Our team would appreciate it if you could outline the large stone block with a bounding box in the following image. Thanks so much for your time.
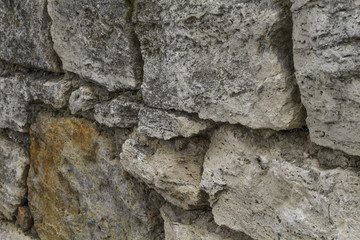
[0,134,30,220]
[47,0,143,91]
[201,124,360,240]
[0,75,31,132]
[0,0,61,71]
[28,113,164,240]
[120,129,209,209]
[292,0,360,156]
[136,0,305,130]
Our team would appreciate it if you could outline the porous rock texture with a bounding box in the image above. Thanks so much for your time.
[201,124,360,240]
[0,134,30,220]
[47,0,143,91]
[120,129,209,210]
[292,0,360,156]
[161,204,252,240]
[1,0,360,239]
[27,113,164,240]
[136,0,305,130]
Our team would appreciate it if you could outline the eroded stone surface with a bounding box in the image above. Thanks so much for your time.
[136,0,305,130]
[120,129,209,209]
[161,204,252,240]
[28,113,164,240]
[0,0,61,72]
[69,85,108,114]
[28,73,72,109]
[16,206,34,232]
[138,106,213,140]
[94,95,140,128]
[47,0,142,91]
[0,75,30,132]
[0,220,39,240]
[0,134,30,220]
[201,124,360,240]
[292,0,360,156]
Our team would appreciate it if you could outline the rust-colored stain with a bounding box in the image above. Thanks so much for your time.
[28,114,106,240]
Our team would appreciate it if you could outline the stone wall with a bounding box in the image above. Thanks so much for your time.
[0,0,359,239]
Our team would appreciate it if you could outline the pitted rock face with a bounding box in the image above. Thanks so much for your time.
[28,113,164,240]
[0,134,30,220]
[292,0,360,156]
[0,0,61,72]
[47,0,143,91]
[136,0,305,130]
[201,124,360,240]
[120,129,210,210]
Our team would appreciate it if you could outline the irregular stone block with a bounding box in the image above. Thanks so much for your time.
[0,0,61,71]
[69,85,108,114]
[28,113,164,240]
[120,130,209,209]
[28,73,72,109]
[0,75,30,132]
[136,0,305,130]
[94,95,140,128]
[47,0,142,91]
[201,124,360,239]
[138,106,213,140]
[0,134,30,220]
[16,206,34,232]
[161,204,252,240]
[0,220,39,240]
[292,0,360,155]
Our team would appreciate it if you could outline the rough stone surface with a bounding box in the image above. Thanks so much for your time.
[0,134,30,220]
[0,0,61,72]
[0,220,39,240]
[0,75,31,132]
[69,85,108,114]
[28,73,72,109]
[201,124,360,240]
[16,206,34,232]
[28,113,164,240]
[120,129,209,209]
[136,0,305,130]
[138,106,213,140]
[292,0,360,156]
[94,95,140,128]
[47,0,142,91]
[161,204,252,240]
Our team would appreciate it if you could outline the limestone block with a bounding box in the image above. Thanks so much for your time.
[47,0,142,91]
[69,85,108,114]
[138,106,213,140]
[0,220,39,240]
[28,113,164,240]
[0,134,30,220]
[136,0,305,130]
[201,124,360,240]
[292,0,360,156]
[120,130,209,209]
[0,0,61,71]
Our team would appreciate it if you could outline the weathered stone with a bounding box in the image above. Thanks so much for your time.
[201,124,360,240]
[292,0,360,156]
[120,129,209,209]
[69,85,109,115]
[138,106,213,140]
[28,73,72,109]
[0,75,30,132]
[161,204,252,240]
[0,134,30,220]
[16,206,34,232]
[94,95,140,128]
[0,220,39,240]
[136,0,305,130]
[47,0,142,91]
[28,113,164,240]
[0,0,61,72]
